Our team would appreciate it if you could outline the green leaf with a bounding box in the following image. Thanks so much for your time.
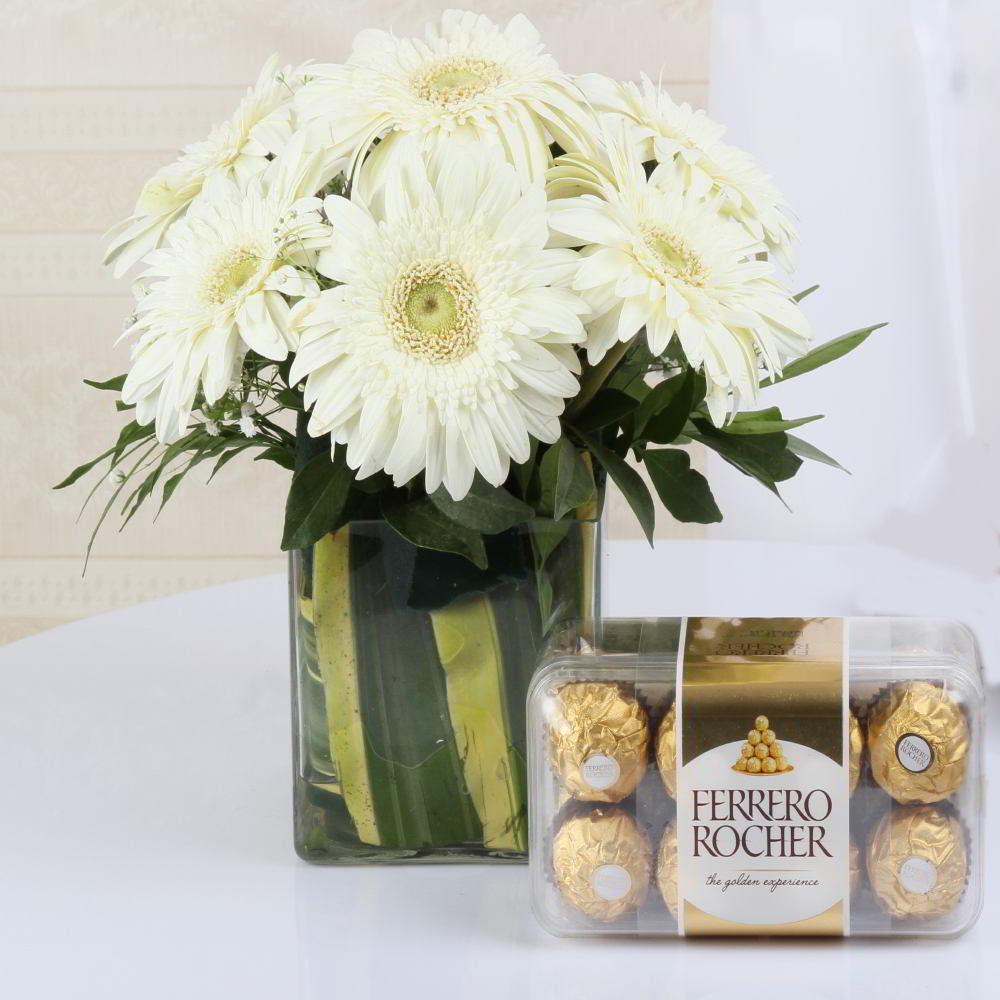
[83,374,126,392]
[792,284,820,303]
[529,518,572,568]
[512,439,539,500]
[583,435,655,543]
[644,448,723,524]
[112,420,155,463]
[539,438,596,520]
[281,450,355,551]
[274,387,305,410]
[725,407,824,435]
[352,471,394,495]
[253,446,295,471]
[429,477,535,534]
[785,433,849,473]
[53,445,116,489]
[762,322,887,387]
[158,471,185,512]
[381,494,487,569]
[637,369,705,444]
[119,430,217,528]
[82,439,159,572]
[207,445,253,483]
[690,418,801,497]
[572,389,638,433]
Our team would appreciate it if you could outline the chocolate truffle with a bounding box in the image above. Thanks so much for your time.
[655,701,677,799]
[655,820,679,918]
[848,712,863,796]
[868,682,968,803]
[547,682,649,802]
[866,805,967,918]
[849,837,863,897]
[552,808,652,921]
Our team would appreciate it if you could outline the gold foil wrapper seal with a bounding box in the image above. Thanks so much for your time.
[849,837,862,897]
[868,682,969,803]
[866,805,967,918]
[546,682,649,802]
[849,712,863,796]
[655,819,679,918]
[654,701,677,799]
[551,808,651,921]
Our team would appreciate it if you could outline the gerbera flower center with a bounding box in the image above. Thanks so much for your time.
[415,57,505,105]
[642,226,707,286]
[205,248,264,305]
[388,261,480,363]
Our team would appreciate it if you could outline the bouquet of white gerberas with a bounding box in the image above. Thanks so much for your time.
[61,11,882,862]
[63,9,879,553]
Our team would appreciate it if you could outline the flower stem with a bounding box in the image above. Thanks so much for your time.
[567,340,632,418]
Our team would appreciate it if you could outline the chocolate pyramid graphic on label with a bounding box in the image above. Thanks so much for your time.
[732,715,793,774]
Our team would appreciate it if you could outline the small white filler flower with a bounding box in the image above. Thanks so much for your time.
[120,139,328,443]
[104,55,301,278]
[548,121,810,424]
[289,141,589,501]
[294,9,595,186]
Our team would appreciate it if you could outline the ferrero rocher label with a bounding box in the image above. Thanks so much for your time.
[551,808,651,921]
[674,618,850,936]
[546,682,648,802]
[867,682,969,804]
[866,805,967,917]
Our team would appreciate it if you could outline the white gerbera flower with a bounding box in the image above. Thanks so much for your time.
[120,141,329,443]
[104,55,302,278]
[294,9,595,187]
[548,122,810,424]
[289,142,589,501]
[578,73,798,270]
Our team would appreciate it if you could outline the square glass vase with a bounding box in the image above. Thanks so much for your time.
[289,517,600,863]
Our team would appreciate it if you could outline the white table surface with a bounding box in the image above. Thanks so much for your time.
[1,567,996,1000]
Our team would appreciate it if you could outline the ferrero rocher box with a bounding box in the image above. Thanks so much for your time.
[528,618,984,937]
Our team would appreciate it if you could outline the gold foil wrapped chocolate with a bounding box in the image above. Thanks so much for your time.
[655,702,677,798]
[849,712,863,796]
[547,682,648,802]
[849,838,862,897]
[551,808,651,921]
[655,820,679,918]
[868,682,968,803]
[866,805,967,918]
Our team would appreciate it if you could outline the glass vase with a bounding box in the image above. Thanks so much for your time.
[289,517,600,863]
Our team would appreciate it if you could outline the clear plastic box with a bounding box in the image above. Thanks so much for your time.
[528,618,984,938]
